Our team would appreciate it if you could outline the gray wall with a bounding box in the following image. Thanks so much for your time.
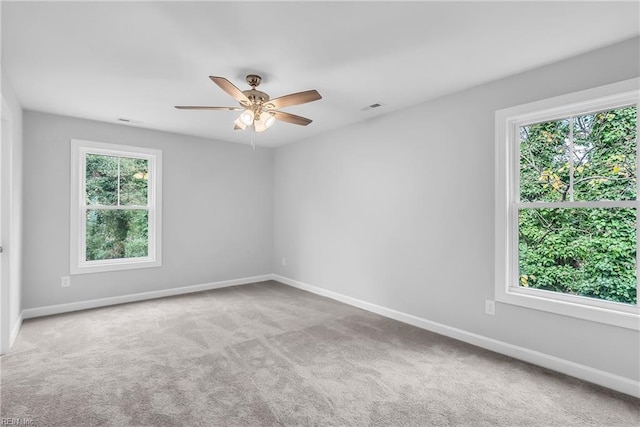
[23,112,273,308]
[272,37,640,381]
[1,68,23,346]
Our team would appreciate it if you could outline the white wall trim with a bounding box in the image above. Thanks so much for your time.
[272,274,640,398]
[0,95,13,356]
[22,274,272,320]
[9,313,22,349]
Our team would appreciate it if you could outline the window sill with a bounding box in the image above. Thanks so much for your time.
[496,286,639,330]
[71,258,161,275]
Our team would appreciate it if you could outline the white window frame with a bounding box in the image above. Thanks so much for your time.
[70,139,162,274]
[495,78,639,330]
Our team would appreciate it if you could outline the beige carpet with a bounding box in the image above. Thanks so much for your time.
[1,280,638,426]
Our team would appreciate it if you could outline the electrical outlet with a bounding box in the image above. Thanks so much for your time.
[281,257,286,266]
[485,300,495,315]
[61,276,71,288]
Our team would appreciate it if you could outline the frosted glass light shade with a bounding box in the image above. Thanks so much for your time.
[254,119,267,132]
[265,113,276,129]
[239,109,254,126]
[233,117,247,130]
[254,112,275,132]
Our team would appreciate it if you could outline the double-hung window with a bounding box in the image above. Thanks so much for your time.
[70,139,162,274]
[495,79,639,329]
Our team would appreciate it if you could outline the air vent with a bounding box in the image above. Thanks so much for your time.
[116,117,142,125]
[362,102,384,111]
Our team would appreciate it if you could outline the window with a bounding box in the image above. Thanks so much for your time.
[70,139,162,274]
[495,79,639,330]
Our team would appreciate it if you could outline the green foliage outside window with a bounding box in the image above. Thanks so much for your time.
[518,105,637,305]
[85,154,149,261]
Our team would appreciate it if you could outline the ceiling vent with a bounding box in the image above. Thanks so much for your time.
[116,117,142,125]
[362,102,384,111]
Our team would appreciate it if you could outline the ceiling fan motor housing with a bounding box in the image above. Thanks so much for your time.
[243,89,270,105]
[241,75,270,108]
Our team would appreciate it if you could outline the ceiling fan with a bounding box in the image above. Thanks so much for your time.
[175,74,322,132]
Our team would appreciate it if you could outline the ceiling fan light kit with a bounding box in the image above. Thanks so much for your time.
[239,109,255,126]
[176,74,322,134]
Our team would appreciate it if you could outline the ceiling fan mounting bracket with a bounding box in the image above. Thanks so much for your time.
[246,74,262,88]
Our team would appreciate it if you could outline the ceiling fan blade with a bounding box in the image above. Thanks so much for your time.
[209,76,250,103]
[175,106,243,110]
[265,90,322,109]
[271,111,313,126]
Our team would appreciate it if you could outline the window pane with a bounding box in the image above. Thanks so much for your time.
[119,157,148,206]
[85,154,118,205]
[86,209,148,261]
[518,207,636,305]
[573,106,637,201]
[519,119,570,202]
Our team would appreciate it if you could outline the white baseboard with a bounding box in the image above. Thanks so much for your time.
[272,274,640,399]
[21,274,273,320]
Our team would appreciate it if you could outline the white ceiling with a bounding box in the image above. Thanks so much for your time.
[2,1,639,148]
